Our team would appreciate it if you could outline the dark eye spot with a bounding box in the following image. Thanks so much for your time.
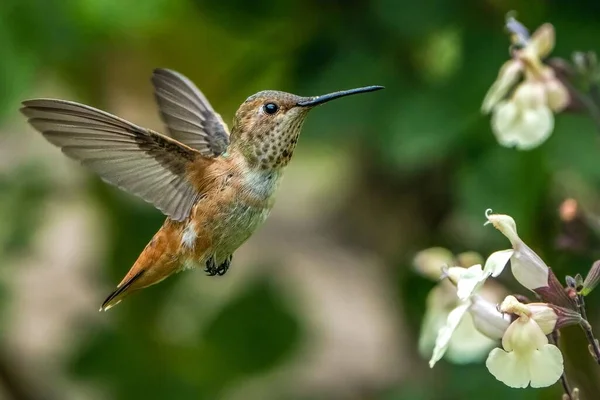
[263,102,279,115]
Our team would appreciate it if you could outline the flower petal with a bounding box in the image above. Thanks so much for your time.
[545,78,569,112]
[454,264,486,301]
[485,212,519,246]
[429,302,470,368]
[483,249,514,277]
[528,303,558,334]
[446,311,497,364]
[470,295,511,340]
[486,348,531,388]
[511,243,550,290]
[527,23,555,59]
[418,284,455,358]
[512,106,554,150]
[482,60,523,113]
[513,81,547,108]
[491,100,519,146]
[528,344,564,388]
[503,317,549,354]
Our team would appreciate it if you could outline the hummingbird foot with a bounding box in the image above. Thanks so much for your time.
[204,255,233,276]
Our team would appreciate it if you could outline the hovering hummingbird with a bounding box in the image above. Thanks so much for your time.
[20,69,383,311]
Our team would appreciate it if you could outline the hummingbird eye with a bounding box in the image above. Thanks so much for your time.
[263,102,279,115]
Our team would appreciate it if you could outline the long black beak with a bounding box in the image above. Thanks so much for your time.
[296,85,384,107]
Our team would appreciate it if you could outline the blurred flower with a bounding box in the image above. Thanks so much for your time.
[419,249,510,368]
[413,247,456,281]
[446,250,513,300]
[482,20,569,150]
[486,296,563,388]
[485,210,549,290]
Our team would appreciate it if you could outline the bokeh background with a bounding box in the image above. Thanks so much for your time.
[2,0,600,399]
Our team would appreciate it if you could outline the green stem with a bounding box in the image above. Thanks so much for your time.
[561,78,600,134]
[576,294,600,364]
[551,331,573,400]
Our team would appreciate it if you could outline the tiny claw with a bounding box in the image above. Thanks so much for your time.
[205,255,232,276]
[216,255,233,276]
[204,256,218,276]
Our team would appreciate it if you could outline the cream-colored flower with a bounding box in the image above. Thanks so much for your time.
[491,83,554,150]
[486,296,563,388]
[485,210,549,290]
[446,249,513,301]
[482,21,569,150]
[426,258,510,367]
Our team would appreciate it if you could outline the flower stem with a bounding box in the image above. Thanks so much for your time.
[551,331,573,400]
[575,294,600,364]
[561,78,600,133]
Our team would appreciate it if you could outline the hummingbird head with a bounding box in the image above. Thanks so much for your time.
[231,86,384,169]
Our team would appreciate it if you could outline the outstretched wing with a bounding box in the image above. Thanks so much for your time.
[20,99,202,222]
[151,68,230,157]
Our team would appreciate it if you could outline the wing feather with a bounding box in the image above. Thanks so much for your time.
[20,99,203,221]
[151,68,229,157]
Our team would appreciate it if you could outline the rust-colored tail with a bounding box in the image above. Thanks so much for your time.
[100,222,183,311]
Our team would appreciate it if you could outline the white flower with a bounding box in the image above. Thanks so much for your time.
[485,210,549,290]
[486,296,563,388]
[491,87,554,150]
[482,22,569,150]
[427,259,510,368]
[446,249,513,301]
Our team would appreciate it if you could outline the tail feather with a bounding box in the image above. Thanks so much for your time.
[100,270,145,312]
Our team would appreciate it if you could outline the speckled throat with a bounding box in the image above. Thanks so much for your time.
[231,104,309,170]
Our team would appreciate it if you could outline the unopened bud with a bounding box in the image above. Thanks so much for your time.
[573,51,599,79]
[575,273,584,290]
[581,260,600,296]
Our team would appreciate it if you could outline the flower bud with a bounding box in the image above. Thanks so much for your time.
[469,295,511,339]
[582,260,600,296]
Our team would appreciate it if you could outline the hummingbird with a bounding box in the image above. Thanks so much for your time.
[20,68,383,311]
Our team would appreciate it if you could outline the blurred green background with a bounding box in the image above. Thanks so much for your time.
[1,0,600,399]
